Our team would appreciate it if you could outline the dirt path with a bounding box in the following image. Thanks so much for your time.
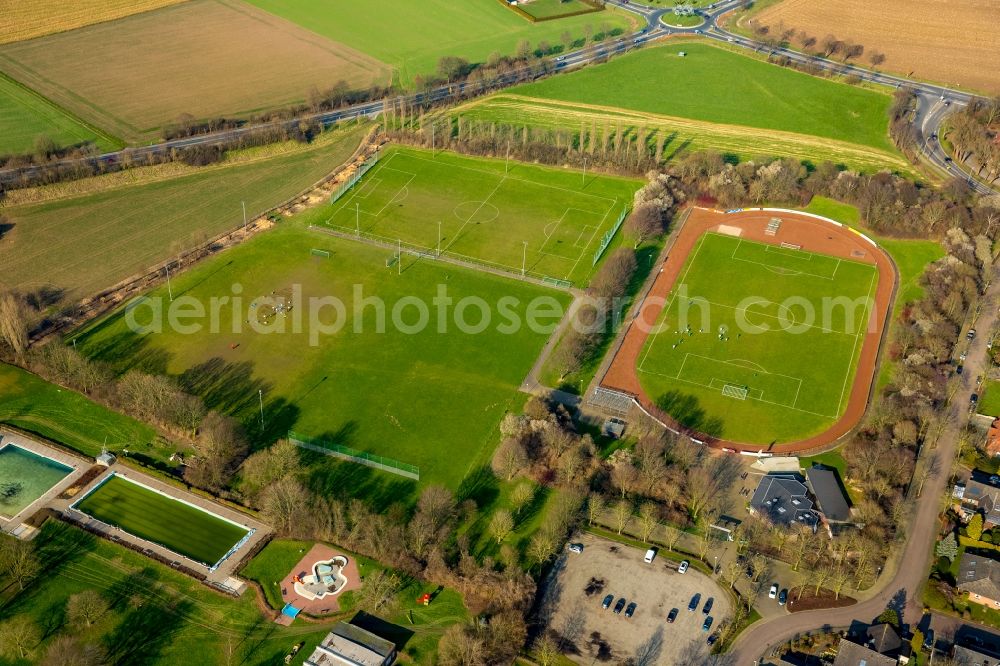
[598,206,896,453]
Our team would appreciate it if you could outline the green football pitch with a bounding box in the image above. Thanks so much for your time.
[637,232,878,444]
[321,147,638,286]
[74,475,249,566]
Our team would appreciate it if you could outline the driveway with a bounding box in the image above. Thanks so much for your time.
[540,532,731,665]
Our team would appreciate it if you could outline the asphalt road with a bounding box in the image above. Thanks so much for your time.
[2,0,993,195]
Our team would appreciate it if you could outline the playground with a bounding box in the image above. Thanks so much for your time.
[279,544,361,616]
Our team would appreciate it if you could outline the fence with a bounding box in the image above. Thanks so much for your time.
[329,151,382,204]
[288,431,419,481]
[495,0,604,23]
[592,207,630,266]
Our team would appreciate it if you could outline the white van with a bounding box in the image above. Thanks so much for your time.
[644,548,656,564]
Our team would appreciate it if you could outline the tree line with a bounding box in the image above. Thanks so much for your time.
[948,97,1000,185]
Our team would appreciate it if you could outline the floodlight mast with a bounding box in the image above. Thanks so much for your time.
[165,263,173,302]
[356,203,361,238]
[398,239,402,276]
[242,200,247,238]
[522,241,528,277]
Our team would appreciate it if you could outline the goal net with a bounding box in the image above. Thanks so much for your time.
[780,242,802,250]
[722,384,749,400]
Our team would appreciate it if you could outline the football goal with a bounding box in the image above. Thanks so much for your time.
[721,384,749,400]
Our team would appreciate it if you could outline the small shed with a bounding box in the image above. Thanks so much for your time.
[96,451,116,467]
[602,417,626,439]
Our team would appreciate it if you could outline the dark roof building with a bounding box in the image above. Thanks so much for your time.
[304,622,396,666]
[959,552,1000,604]
[749,475,818,528]
[832,638,896,666]
[962,480,1000,526]
[806,466,852,522]
[865,623,902,656]
[953,645,1000,665]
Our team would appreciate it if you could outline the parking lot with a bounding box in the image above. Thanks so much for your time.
[539,532,732,664]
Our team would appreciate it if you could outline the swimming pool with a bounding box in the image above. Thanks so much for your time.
[0,444,73,518]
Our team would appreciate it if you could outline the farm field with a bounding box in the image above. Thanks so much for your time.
[0,0,389,142]
[0,362,159,460]
[0,0,188,44]
[245,0,637,85]
[0,125,367,308]
[512,42,899,152]
[0,74,119,155]
[0,520,334,666]
[74,222,570,490]
[753,0,1000,94]
[74,475,249,566]
[449,94,914,174]
[320,146,639,285]
[637,232,878,444]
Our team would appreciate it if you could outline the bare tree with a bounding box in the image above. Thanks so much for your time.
[490,509,515,544]
[510,482,535,518]
[66,590,109,628]
[637,502,660,543]
[0,291,28,361]
[0,616,39,660]
[491,436,528,481]
[259,476,310,535]
[43,635,106,666]
[613,499,632,535]
[586,493,605,526]
[662,524,682,552]
[0,539,38,590]
[357,570,402,614]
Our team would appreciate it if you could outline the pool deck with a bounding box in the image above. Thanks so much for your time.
[0,430,90,532]
[278,544,362,615]
[55,462,272,585]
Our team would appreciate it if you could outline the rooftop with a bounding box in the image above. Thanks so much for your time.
[806,466,851,522]
[832,638,896,666]
[304,622,396,666]
[749,475,817,527]
[959,552,1000,601]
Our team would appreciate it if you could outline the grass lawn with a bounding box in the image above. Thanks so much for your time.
[241,538,469,663]
[0,520,334,666]
[448,94,914,174]
[74,218,569,492]
[74,475,249,566]
[245,0,636,85]
[637,232,877,443]
[660,13,704,27]
[0,125,366,309]
[512,42,898,152]
[320,146,639,286]
[0,362,159,459]
[979,380,1000,418]
[0,73,119,154]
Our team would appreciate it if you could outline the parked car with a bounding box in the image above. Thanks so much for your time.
[702,597,714,615]
[957,364,964,374]
[969,328,977,340]
[614,598,627,614]
[568,543,583,554]
[688,593,701,611]
[678,560,689,574]
[644,548,657,563]
[707,632,720,646]
[769,583,779,599]
[702,616,713,632]
[778,589,788,606]
[602,594,614,610]
[667,608,679,623]
[625,602,637,618]
[972,393,980,406]
[923,629,935,650]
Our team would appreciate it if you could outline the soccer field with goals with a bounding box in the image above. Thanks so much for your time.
[320,146,639,287]
[637,232,879,444]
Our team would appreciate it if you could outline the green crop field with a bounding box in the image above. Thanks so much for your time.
[321,146,639,286]
[74,475,249,566]
[0,125,366,308]
[0,521,336,666]
[512,42,898,152]
[245,0,636,84]
[74,218,569,490]
[637,232,878,444]
[0,74,120,155]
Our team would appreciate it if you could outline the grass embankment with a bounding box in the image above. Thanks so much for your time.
[245,0,637,85]
[0,520,334,666]
[0,362,158,460]
[74,475,248,566]
[512,42,900,153]
[0,124,368,308]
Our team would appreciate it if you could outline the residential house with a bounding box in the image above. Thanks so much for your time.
[749,475,818,528]
[958,552,1000,609]
[987,419,1000,457]
[806,466,852,522]
[958,479,1000,527]
[304,621,396,666]
[865,623,903,658]
[832,638,897,666]
[953,644,1000,665]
